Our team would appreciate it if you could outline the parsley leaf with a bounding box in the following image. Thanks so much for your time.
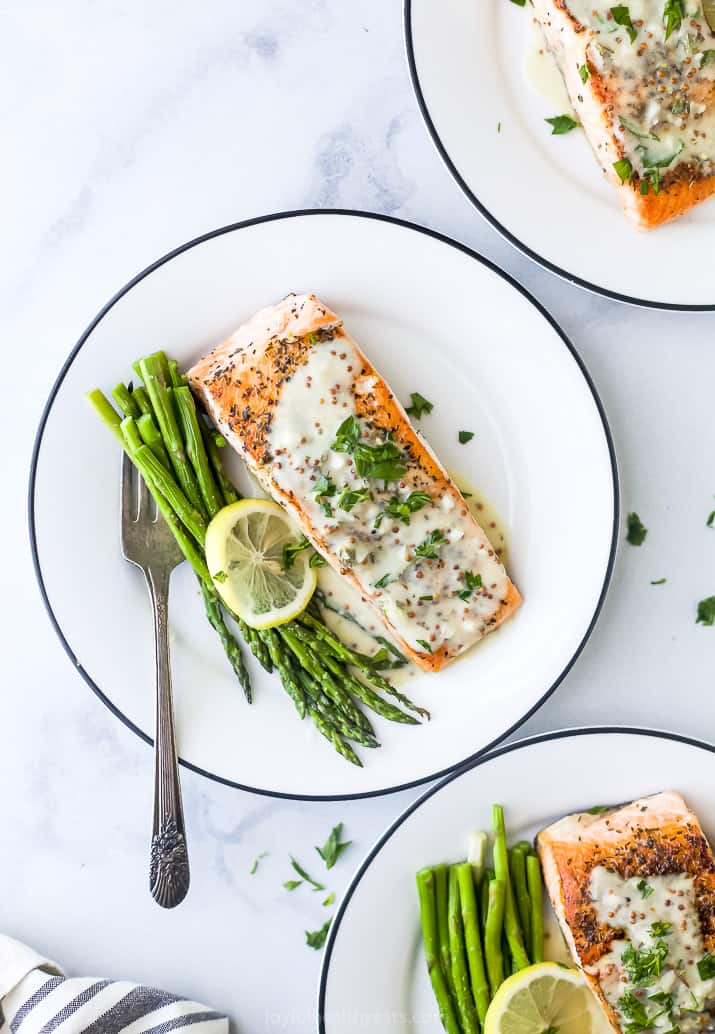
[651,578,666,585]
[374,572,391,589]
[405,392,433,419]
[702,50,715,67]
[614,157,634,182]
[289,856,325,891]
[415,528,448,559]
[383,490,432,525]
[707,509,715,528]
[314,473,337,517]
[637,878,655,899]
[663,0,686,40]
[332,416,407,481]
[336,486,371,512]
[618,990,651,1030]
[696,597,715,626]
[458,570,483,601]
[416,639,433,653]
[545,114,580,135]
[458,430,475,444]
[627,512,648,546]
[619,115,658,141]
[697,953,715,979]
[510,0,527,6]
[650,921,672,937]
[610,5,638,42]
[316,822,352,870]
[622,940,668,986]
[309,552,327,568]
[586,805,612,814]
[213,570,228,584]
[322,891,335,906]
[579,63,590,82]
[305,918,332,949]
[282,536,312,570]
[283,879,303,891]
[250,851,268,875]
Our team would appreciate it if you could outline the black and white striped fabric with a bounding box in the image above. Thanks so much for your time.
[0,937,228,1034]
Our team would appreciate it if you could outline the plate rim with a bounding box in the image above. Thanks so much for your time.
[317,725,715,1032]
[403,0,715,313]
[27,208,620,801]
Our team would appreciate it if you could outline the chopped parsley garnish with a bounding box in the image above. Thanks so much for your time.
[651,578,666,585]
[316,823,352,870]
[337,486,371,512]
[672,98,689,116]
[618,990,652,1030]
[289,856,325,892]
[282,536,312,570]
[610,5,638,43]
[696,596,715,626]
[614,157,634,183]
[458,570,483,601]
[331,416,407,481]
[322,891,335,907]
[637,878,655,899]
[697,953,715,980]
[627,512,648,546]
[622,940,668,986]
[283,879,303,891]
[663,0,686,40]
[305,918,332,949]
[250,851,268,875]
[649,921,672,937]
[405,392,434,419]
[707,509,715,528]
[579,63,590,82]
[383,490,431,525]
[586,805,612,814]
[638,141,685,195]
[420,595,434,601]
[458,430,475,444]
[510,0,527,6]
[309,552,328,568]
[213,570,228,584]
[545,114,580,135]
[416,639,433,653]
[702,50,715,67]
[314,474,337,516]
[619,116,658,141]
[374,572,391,589]
[415,528,448,559]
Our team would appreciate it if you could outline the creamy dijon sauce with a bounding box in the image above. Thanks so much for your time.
[525,16,576,112]
[266,335,510,657]
[540,0,715,184]
[588,866,715,1030]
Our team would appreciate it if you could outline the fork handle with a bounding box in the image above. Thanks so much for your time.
[146,568,190,908]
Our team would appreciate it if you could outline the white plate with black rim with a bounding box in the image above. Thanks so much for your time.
[319,727,715,1032]
[405,0,715,311]
[29,210,617,800]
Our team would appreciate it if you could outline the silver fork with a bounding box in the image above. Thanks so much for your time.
[120,452,190,909]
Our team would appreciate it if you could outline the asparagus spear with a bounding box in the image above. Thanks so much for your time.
[509,845,532,949]
[456,863,490,1024]
[173,386,224,518]
[434,865,457,1005]
[131,385,152,416]
[492,805,530,971]
[138,354,204,514]
[448,867,479,1034]
[200,581,252,702]
[112,382,141,419]
[416,869,462,1034]
[467,831,487,884]
[526,854,544,963]
[137,412,171,467]
[484,878,505,995]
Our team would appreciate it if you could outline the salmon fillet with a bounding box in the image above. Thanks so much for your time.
[538,791,715,1032]
[531,0,715,228]
[188,293,521,672]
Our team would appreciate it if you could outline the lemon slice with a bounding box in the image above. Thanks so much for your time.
[484,962,597,1034]
[205,499,318,629]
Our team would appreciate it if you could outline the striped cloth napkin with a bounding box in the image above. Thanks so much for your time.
[0,936,228,1033]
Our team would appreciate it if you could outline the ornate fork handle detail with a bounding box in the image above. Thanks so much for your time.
[147,568,190,908]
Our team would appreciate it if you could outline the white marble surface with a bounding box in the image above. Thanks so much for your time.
[3,1,715,1031]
